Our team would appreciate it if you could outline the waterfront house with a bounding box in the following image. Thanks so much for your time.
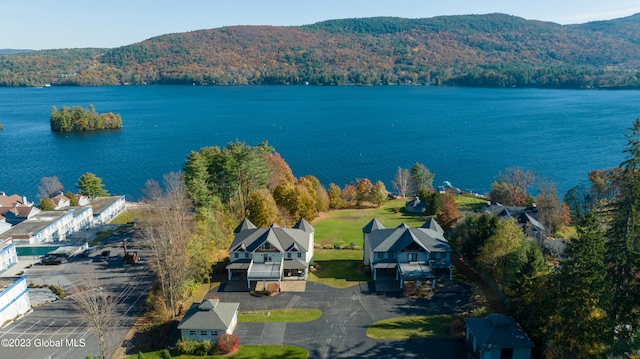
[483,203,544,238]
[0,193,36,226]
[177,299,239,341]
[464,314,535,359]
[51,193,71,210]
[226,218,314,289]
[0,210,75,244]
[362,218,452,289]
[91,196,125,225]
[405,195,427,214]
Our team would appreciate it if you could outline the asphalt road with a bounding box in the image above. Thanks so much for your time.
[0,229,154,359]
[209,280,478,359]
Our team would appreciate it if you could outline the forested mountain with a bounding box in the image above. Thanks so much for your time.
[2,13,640,88]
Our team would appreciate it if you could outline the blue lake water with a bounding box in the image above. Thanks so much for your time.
[0,85,637,201]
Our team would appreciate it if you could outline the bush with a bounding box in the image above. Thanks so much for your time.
[176,339,215,355]
[160,349,172,359]
[217,334,239,355]
[48,284,66,299]
[469,306,489,317]
[176,339,198,355]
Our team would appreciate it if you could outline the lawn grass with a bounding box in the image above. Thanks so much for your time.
[307,249,370,288]
[238,309,322,322]
[366,315,458,340]
[126,345,308,358]
[110,208,144,225]
[455,194,489,212]
[312,199,429,248]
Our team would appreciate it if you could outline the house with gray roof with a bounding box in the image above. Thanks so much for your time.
[483,203,544,239]
[177,299,239,342]
[226,218,314,289]
[362,218,452,289]
[464,314,535,359]
[405,195,427,214]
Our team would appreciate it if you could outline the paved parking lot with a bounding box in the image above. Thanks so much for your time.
[0,231,154,359]
[211,280,478,359]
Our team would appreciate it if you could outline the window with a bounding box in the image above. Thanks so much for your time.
[409,253,418,262]
[297,252,302,259]
[287,253,292,259]
[500,348,513,359]
[262,242,273,250]
[388,252,395,259]
[200,331,207,336]
[429,252,436,260]
[377,252,384,259]
[234,253,239,259]
[245,253,250,258]
[189,330,196,336]
[212,330,218,336]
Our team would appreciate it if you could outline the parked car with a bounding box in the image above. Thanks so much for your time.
[81,247,96,257]
[41,255,65,265]
[99,250,111,262]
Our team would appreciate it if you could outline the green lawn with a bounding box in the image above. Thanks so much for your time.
[312,199,429,248]
[110,208,143,224]
[127,345,308,359]
[366,315,458,340]
[455,194,489,211]
[308,249,370,288]
[238,309,322,322]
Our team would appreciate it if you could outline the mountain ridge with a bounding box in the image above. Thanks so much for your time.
[1,13,640,88]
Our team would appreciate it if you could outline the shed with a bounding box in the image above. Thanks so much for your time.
[177,299,239,341]
[464,314,534,359]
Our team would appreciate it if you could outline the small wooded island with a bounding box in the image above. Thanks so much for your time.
[50,104,122,132]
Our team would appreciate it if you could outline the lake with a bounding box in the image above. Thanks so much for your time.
[0,85,637,201]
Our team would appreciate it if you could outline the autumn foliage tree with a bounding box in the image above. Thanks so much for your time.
[246,189,281,227]
[328,183,345,209]
[437,192,459,231]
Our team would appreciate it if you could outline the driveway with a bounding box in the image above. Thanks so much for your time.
[207,280,479,359]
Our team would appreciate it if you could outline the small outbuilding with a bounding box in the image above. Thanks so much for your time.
[464,314,534,359]
[177,299,239,342]
[405,196,427,214]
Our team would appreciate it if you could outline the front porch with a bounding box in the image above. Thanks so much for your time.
[246,258,283,289]
[371,260,453,290]
[283,258,308,280]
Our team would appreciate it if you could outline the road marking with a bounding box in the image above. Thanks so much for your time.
[14,320,42,339]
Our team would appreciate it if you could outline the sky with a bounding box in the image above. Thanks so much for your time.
[2,0,640,50]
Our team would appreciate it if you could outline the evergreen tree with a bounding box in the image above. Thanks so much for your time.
[606,118,640,351]
[76,172,109,198]
[65,191,79,206]
[546,214,609,358]
[37,197,55,210]
[410,162,434,193]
